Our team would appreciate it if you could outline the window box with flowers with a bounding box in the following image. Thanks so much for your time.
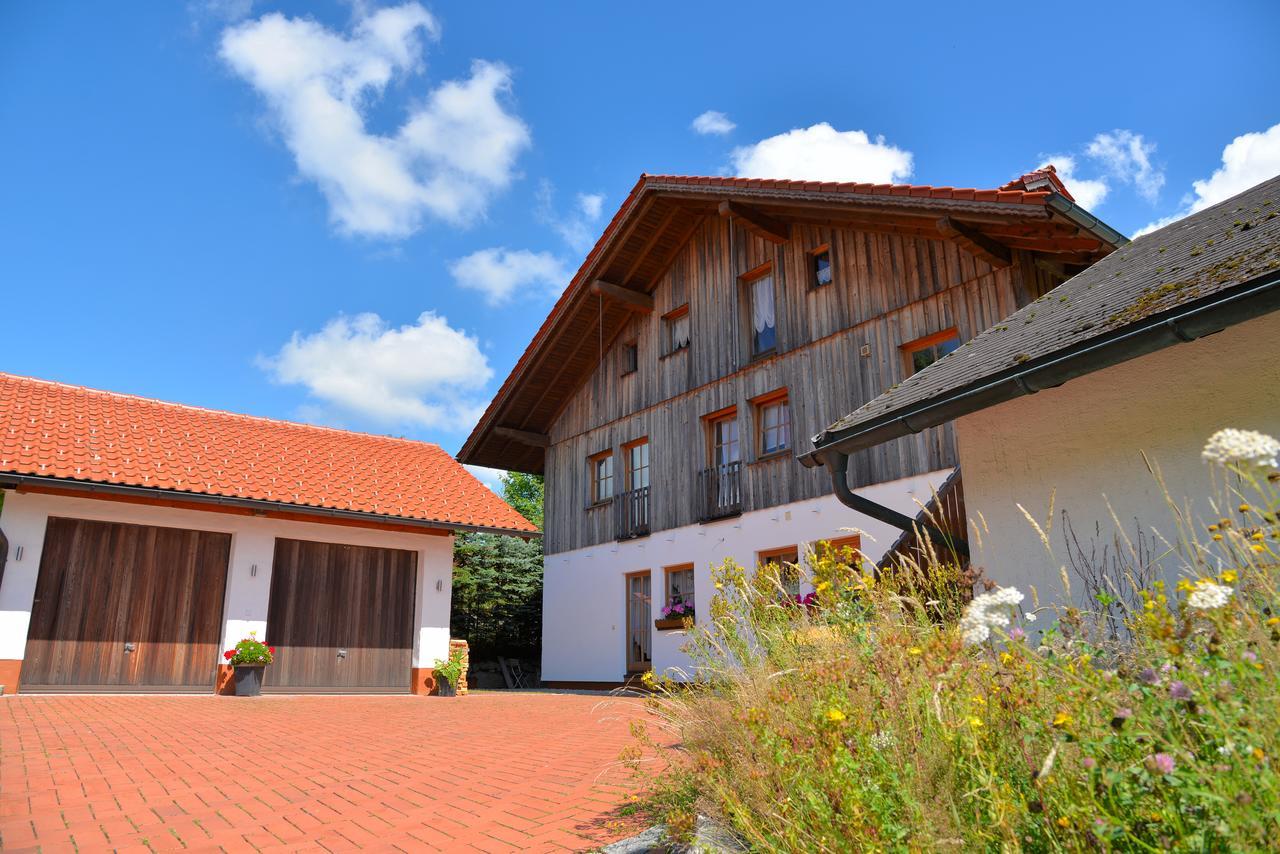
[656,565,696,630]
[223,633,275,697]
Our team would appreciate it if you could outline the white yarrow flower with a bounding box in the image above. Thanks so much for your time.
[1202,428,1280,469]
[1186,580,1233,611]
[960,586,1024,646]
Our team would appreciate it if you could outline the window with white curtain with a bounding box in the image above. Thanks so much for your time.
[749,273,776,357]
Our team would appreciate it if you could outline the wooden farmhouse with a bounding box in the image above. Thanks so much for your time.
[460,167,1125,686]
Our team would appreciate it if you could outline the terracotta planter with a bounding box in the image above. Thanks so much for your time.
[233,665,265,697]
[654,617,691,631]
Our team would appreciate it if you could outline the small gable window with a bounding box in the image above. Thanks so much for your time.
[745,269,777,358]
[663,305,691,355]
[811,245,832,288]
[621,340,638,375]
[903,329,961,374]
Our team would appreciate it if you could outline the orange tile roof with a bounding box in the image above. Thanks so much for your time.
[0,372,537,535]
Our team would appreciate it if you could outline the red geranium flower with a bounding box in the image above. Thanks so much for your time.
[223,650,234,660]
[269,647,276,654]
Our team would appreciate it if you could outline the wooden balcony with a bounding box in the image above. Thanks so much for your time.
[697,461,743,522]
[613,486,651,540]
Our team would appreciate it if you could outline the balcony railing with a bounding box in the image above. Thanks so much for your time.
[697,461,743,521]
[613,486,651,540]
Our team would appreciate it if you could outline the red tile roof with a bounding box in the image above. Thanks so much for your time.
[0,372,536,535]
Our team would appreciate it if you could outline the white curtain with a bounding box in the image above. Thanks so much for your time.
[752,275,775,333]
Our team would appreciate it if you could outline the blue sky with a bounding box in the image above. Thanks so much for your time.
[3,1,1279,484]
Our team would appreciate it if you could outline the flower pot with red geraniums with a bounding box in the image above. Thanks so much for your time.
[655,597,695,630]
[223,633,275,697]
[431,647,465,697]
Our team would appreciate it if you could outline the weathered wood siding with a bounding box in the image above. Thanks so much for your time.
[545,217,1038,555]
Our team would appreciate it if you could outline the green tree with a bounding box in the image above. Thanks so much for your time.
[450,472,544,663]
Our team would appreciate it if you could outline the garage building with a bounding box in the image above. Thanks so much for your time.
[0,372,536,694]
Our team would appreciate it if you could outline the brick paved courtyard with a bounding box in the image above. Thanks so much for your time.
[0,692,663,852]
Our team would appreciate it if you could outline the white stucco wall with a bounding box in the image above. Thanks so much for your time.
[955,310,1280,604]
[541,469,951,682]
[0,491,454,673]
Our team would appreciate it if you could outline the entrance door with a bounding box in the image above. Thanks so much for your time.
[626,571,652,673]
[265,538,417,692]
[23,517,231,691]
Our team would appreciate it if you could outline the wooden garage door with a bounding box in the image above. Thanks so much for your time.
[265,538,417,692]
[23,517,231,691]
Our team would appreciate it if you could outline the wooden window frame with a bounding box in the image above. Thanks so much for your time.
[757,545,801,597]
[740,262,778,361]
[659,563,696,628]
[623,437,650,492]
[750,388,791,460]
[901,327,961,375]
[661,304,691,357]
[808,243,833,289]
[813,534,863,569]
[702,405,740,468]
[620,339,638,376]
[587,449,614,507]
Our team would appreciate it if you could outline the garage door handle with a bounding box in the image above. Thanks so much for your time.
[337,648,347,659]
[124,642,136,653]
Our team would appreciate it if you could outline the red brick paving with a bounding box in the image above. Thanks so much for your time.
[0,692,665,852]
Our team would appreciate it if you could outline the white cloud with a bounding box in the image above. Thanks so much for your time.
[728,123,913,183]
[1086,130,1164,202]
[692,110,736,136]
[1039,155,1109,210]
[219,4,530,238]
[1136,121,1280,236]
[535,181,606,252]
[448,248,571,305]
[260,311,492,430]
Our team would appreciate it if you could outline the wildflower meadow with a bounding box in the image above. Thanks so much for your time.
[629,429,1280,851]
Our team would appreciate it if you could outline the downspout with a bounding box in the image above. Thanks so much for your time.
[823,452,969,558]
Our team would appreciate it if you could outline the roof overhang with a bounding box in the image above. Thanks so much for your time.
[799,268,1280,468]
[460,174,1127,474]
[0,473,539,539]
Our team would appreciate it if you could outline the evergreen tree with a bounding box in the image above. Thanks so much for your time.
[450,473,544,662]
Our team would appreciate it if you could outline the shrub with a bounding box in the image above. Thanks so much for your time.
[224,633,274,666]
[635,430,1280,851]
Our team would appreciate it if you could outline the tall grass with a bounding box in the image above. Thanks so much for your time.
[632,433,1280,851]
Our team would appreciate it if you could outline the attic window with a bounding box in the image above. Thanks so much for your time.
[663,305,691,355]
[902,329,960,374]
[811,245,832,288]
[621,340,638,375]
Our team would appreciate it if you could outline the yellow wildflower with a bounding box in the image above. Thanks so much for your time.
[1000,651,1014,665]
[908,646,923,656]
[815,580,831,593]
[1253,747,1266,761]
[1213,534,1224,541]
[1221,569,1239,582]
[1239,503,1252,513]
[1052,712,1073,728]
[827,708,846,723]
[1268,617,1279,626]
[1057,817,1071,828]
[968,716,983,728]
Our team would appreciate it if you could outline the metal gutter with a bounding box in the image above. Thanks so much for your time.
[1046,192,1129,248]
[800,267,1280,467]
[0,474,538,539]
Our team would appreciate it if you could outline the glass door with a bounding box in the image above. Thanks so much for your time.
[626,572,652,672]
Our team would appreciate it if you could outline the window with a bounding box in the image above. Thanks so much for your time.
[663,305,691,355]
[811,245,832,288]
[758,546,801,598]
[663,564,695,621]
[708,411,740,467]
[589,450,613,504]
[754,391,791,456]
[815,535,862,570]
[903,329,961,374]
[746,269,777,358]
[625,438,650,491]
[621,340,638,375]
